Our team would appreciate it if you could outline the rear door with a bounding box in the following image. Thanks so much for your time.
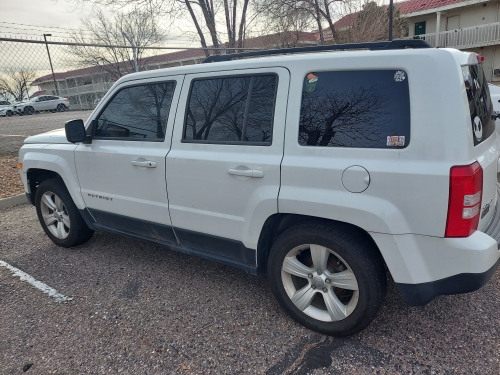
[166,68,289,264]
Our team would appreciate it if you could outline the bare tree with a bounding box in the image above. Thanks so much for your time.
[336,1,408,43]
[0,68,37,102]
[68,0,252,57]
[255,0,343,43]
[253,0,314,47]
[67,7,165,80]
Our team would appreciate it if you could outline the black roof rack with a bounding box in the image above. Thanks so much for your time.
[202,39,432,63]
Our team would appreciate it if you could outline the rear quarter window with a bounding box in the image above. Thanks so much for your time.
[299,70,411,148]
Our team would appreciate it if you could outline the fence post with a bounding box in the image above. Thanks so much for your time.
[43,34,59,96]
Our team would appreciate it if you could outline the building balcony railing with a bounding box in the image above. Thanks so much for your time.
[412,21,500,49]
[58,82,114,97]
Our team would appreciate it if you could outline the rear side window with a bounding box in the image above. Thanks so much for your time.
[183,74,277,145]
[95,82,176,140]
[462,64,494,146]
[299,70,411,148]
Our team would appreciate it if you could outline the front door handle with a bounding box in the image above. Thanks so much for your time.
[228,168,264,178]
[132,160,157,168]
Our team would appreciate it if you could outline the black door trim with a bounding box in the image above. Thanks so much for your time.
[86,209,259,275]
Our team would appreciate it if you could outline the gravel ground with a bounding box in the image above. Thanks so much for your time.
[1,204,499,375]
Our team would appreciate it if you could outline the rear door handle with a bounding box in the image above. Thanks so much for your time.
[132,160,157,168]
[228,168,264,178]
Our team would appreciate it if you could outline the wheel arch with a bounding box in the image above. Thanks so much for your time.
[257,214,386,275]
[26,168,60,205]
[21,148,85,209]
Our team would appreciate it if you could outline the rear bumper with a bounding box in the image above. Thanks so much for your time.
[370,192,500,306]
[396,257,500,306]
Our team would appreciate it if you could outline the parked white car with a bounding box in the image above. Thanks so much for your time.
[0,101,14,117]
[14,95,70,115]
[18,40,500,336]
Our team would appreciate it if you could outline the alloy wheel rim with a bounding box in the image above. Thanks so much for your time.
[281,244,359,322]
[40,191,70,239]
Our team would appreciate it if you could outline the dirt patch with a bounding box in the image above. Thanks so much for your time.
[0,136,25,157]
[0,156,24,199]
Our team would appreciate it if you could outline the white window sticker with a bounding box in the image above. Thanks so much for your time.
[394,71,406,82]
[387,136,405,147]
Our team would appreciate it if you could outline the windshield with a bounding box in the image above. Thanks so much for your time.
[462,64,494,146]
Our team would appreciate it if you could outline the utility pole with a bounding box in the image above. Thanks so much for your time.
[389,0,394,41]
[43,34,59,96]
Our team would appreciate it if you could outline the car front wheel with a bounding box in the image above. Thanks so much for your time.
[35,178,94,247]
[267,222,387,336]
[24,106,34,115]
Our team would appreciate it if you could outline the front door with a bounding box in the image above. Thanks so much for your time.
[166,68,289,265]
[414,21,426,36]
[74,76,184,242]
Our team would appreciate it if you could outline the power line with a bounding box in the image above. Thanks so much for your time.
[0,31,70,38]
[0,21,91,33]
[0,25,85,36]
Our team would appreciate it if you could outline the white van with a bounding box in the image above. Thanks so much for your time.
[18,40,500,336]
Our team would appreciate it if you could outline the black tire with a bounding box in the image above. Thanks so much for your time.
[24,106,34,115]
[267,222,386,337]
[6,110,13,117]
[35,178,94,248]
[57,104,66,112]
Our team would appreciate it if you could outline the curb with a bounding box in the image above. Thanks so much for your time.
[0,194,27,210]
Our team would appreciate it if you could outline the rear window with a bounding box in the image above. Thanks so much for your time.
[462,64,494,146]
[298,70,411,148]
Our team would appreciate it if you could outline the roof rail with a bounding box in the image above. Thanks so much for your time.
[202,39,432,63]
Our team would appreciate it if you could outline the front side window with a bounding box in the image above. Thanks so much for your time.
[95,82,176,140]
[299,70,411,148]
[183,74,277,144]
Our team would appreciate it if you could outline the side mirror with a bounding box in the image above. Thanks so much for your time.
[65,119,91,144]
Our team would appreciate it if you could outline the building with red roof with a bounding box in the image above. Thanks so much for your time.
[400,0,500,82]
[31,31,318,110]
[317,0,499,82]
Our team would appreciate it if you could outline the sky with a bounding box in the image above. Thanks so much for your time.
[0,0,94,41]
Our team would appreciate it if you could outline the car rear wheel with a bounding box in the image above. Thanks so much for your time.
[57,104,67,112]
[35,178,94,247]
[6,110,13,117]
[267,222,387,336]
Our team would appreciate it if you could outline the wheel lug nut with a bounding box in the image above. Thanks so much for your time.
[323,288,328,293]
[325,278,331,283]
[307,273,313,278]
[317,270,322,275]
[311,285,316,290]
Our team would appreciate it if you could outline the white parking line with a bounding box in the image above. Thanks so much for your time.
[0,260,72,303]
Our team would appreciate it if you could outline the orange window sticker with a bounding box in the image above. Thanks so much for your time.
[305,73,319,93]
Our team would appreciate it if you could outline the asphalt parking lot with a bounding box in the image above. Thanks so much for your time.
[0,110,91,156]
[1,203,499,374]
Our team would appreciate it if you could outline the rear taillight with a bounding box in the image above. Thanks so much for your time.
[64,98,68,102]
[445,162,483,237]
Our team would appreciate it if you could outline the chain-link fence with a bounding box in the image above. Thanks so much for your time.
[0,34,319,156]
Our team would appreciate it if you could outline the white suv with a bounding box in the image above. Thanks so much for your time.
[18,40,500,336]
[14,95,70,115]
